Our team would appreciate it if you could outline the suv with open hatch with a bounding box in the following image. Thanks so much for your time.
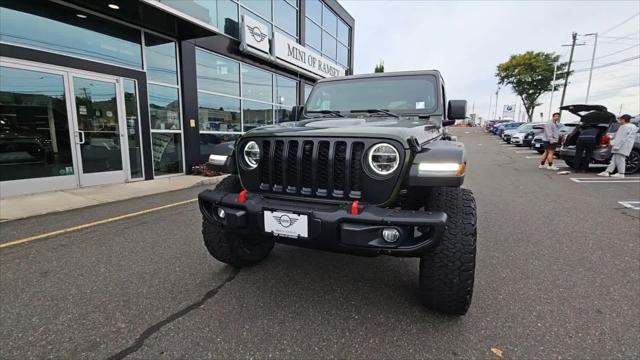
[199,71,477,315]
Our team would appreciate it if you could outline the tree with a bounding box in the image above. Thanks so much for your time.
[496,51,569,122]
[374,60,384,73]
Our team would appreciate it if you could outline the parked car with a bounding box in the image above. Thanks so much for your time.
[530,122,579,153]
[558,123,579,145]
[521,124,545,147]
[508,123,538,146]
[485,119,509,132]
[492,121,514,135]
[498,122,524,140]
[559,105,640,174]
[488,120,512,134]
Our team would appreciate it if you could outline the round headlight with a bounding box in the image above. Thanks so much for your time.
[243,141,260,168]
[368,143,399,175]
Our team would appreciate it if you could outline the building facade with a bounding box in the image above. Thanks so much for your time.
[0,0,354,197]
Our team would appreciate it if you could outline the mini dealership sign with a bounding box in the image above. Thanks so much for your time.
[240,15,346,78]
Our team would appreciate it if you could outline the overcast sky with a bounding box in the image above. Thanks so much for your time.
[340,0,640,122]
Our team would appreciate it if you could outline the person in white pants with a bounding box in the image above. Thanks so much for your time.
[598,114,638,178]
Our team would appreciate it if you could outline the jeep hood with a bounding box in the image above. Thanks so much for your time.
[243,116,443,147]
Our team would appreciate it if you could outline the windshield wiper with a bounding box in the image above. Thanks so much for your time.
[350,109,399,118]
[306,110,344,118]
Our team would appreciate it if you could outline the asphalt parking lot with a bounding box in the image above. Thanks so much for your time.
[1,127,638,359]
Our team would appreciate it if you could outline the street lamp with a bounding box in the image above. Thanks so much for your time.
[583,33,598,103]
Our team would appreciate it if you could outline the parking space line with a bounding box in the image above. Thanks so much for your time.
[570,177,640,183]
[619,201,640,210]
[0,198,198,249]
[514,150,537,154]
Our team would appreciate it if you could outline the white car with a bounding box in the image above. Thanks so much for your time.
[509,123,539,146]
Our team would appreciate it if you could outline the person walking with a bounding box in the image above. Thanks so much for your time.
[539,112,561,170]
[598,114,638,178]
[573,126,600,172]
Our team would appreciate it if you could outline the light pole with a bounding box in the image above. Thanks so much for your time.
[584,33,598,103]
[488,95,493,120]
[547,62,558,121]
[494,85,501,120]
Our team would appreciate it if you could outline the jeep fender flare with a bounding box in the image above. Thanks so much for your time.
[208,141,237,174]
[408,140,466,187]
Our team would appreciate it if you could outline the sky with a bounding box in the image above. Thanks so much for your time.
[339,0,640,123]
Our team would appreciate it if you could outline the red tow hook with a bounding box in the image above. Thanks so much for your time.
[350,200,360,215]
[238,189,248,203]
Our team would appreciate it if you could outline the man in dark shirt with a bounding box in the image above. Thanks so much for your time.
[573,127,601,171]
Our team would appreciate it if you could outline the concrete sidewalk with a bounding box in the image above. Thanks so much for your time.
[0,175,223,222]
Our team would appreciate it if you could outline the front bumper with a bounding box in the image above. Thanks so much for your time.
[198,190,448,257]
[511,137,523,144]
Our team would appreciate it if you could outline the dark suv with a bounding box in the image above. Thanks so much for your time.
[199,71,477,315]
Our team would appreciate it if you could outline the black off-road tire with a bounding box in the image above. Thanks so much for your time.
[202,175,274,267]
[419,187,477,315]
[626,149,640,174]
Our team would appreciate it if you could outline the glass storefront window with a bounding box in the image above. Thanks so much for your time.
[0,66,74,182]
[144,33,178,85]
[337,19,349,45]
[322,32,337,61]
[337,43,348,67]
[196,50,240,97]
[306,0,322,24]
[158,0,238,39]
[243,101,273,131]
[151,133,183,176]
[242,0,272,21]
[218,0,240,38]
[123,79,143,179]
[274,0,297,36]
[275,106,292,123]
[199,133,240,163]
[305,18,321,52]
[274,76,297,107]
[242,65,272,103]
[198,92,241,132]
[0,1,142,68]
[148,84,181,130]
[322,6,337,36]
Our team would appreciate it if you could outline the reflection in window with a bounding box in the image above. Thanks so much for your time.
[322,32,337,61]
[242,0,272,21]
[304,84,314,102]
[198,92,241,132]
[152,133,183,175]
[338,20,349,45]
[322,6,337,35]
[0,1,142,68]
[199,133,239,163]
[275,75,297,107]
[274,0,297,36]
[123,79,143,179]
[306,0,322,24]
[196,50,240,97]
[243,101,273,131]
[305,18,321,51]
[149,84,181,130]
[0,66,73,181]
[275,106,293,123]
[337,43,348,67]
[242,65,272,103]
[144,33,177,85]
[158,0,238,38]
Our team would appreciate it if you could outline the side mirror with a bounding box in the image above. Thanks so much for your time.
[289,105,304,122]
[447,100,467,121]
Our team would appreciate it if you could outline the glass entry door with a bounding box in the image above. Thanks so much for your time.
[70,75,127,186]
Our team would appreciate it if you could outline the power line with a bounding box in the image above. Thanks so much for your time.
[573,43,640,63]
[600,12,640,35]
[573,55,640,72]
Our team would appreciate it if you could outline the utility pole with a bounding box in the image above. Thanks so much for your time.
[547,62,558,120]
[559,32,584,116]
[488,95,493,120]
[494,85,501,120]
[584,33,598,103]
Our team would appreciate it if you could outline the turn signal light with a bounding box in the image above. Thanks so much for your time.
[599,134,610,148]
[351,200,360,215]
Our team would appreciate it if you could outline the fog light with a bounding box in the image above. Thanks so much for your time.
[217,208,226,219]
[382,228,400,243]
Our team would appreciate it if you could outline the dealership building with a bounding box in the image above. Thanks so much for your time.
[0,0,354,197]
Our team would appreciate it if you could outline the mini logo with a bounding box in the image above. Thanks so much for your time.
[274,214,297,228]
[247,25,267,43]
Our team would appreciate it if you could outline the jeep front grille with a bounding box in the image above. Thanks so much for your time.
[238,137,404,204]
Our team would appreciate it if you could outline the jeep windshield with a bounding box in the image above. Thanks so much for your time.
[305,75,439,122]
